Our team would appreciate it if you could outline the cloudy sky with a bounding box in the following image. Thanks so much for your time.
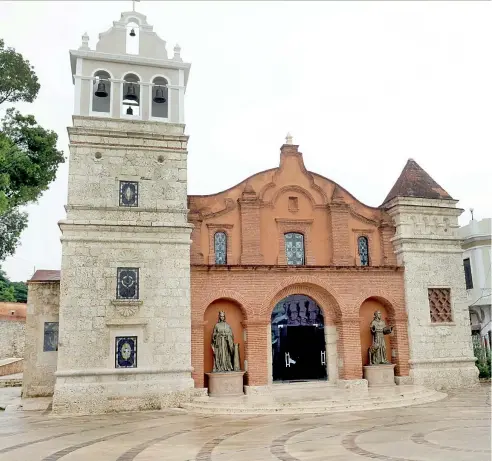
[1,1,491,281]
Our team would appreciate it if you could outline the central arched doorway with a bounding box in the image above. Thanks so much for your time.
[271,294,327,382]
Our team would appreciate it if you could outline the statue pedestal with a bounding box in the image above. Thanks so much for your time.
[207,371,245,397]
[363,364,396,387]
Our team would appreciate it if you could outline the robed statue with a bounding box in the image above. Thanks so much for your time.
[368,311,393,366]
[212,311,240,372]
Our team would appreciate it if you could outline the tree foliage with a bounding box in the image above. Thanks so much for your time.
[0,39,40,105]
[0,268,27,303]
[0,38,64,261]
[0,108,64,212]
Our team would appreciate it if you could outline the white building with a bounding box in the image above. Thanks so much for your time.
[459,218,492,349]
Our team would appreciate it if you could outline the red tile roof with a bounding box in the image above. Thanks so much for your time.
[382,159,453,205]
[29,270,61,282]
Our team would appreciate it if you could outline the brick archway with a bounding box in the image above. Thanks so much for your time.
[265,282,342,385]
[261,277,343,323]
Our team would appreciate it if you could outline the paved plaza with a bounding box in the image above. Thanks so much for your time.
[0,385,489,461]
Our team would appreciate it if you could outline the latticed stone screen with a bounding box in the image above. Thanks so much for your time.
[428,288,452,323]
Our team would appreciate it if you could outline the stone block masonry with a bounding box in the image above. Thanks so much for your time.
[386,197,479,390]
[53,117,194,414]
[23,282,60,398]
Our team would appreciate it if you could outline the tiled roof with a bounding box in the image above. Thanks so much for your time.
[29,270,61,282]
[382,159,453,205]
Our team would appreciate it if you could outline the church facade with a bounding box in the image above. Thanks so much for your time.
[22,10,478,414]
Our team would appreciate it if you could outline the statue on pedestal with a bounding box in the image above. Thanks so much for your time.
[211,311,240,372]
[368,311,393,366]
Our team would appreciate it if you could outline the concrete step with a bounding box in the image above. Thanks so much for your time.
[181,386,447,415]
[0,372,23,388]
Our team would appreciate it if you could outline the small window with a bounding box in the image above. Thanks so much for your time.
[428,288,452,323]
[43,322,59,352]
[463,258,473,289]
[285,232,304,265]
[214,232,227,265]
[115,336,137,368]
[119,181,138,207]
[117,267,139,300]
[358,236,369,266]
[151,77,169,119]
[92,70,111,114]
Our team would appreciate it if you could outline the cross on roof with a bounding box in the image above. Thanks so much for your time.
[132,0,140,12]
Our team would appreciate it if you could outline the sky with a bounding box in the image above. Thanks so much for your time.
[1,1,491,282]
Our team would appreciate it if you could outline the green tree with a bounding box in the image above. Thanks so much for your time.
[0,39,39,105]
[0,284,16,302]
[0,38,64,260]
[0,268,27,302]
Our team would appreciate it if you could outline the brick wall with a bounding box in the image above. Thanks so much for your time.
[191,266,409,387]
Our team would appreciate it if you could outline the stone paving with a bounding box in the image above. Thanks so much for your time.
[0,384,489,460]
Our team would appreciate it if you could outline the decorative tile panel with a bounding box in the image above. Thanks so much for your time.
[428,288,452,323]
[285,232,305,265]
[214,232,227,265]
[116,267,139,300]
[119,181,139,207]
[43,322,59,352]
[358,236,369,266]
[115,336,137,368]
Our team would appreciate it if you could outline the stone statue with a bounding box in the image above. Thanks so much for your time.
[211,311,235,372]
[368,311,393,366]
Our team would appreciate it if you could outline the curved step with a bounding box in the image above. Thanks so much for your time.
[181,388,447,415]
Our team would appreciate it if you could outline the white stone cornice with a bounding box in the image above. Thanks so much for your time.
[70,49,191,71]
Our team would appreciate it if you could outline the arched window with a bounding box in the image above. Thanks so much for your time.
[126,21,139,55]
[285,232,304,265]
[151,76,169,119]
[214,232,227,265]
[122,73,140,118]
[358,236,369,266]
[92,70,111,114]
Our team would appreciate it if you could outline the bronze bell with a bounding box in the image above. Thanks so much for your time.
[124,83,139,103]
[153,87,166,104]
[129,28,136,37]
[94,81,108,98]
[126,106,133,115]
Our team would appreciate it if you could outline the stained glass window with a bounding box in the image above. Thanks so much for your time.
[214,232,227,265]
[116,267,139,300]
[358,236,369,266]
[285,232,304,265]
[115,336,137,368]
[43,322,59,352]
[119,181,138,207]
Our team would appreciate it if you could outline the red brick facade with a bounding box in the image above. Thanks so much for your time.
[189,142,409,388]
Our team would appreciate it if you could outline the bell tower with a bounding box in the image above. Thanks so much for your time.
[54,10,195,414]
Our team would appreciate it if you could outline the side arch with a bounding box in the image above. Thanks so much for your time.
[194,289,249,322]
[355,292,410,377]
[352,291,406,320]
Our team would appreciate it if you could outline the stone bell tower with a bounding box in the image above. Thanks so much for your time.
[53,10,195,414]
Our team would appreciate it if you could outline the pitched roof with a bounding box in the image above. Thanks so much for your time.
[29,270,61,282]
[382,158,453,205]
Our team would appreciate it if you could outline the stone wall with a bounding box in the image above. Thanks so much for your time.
[0,320,25,359]
[22,282,60,397]
[53,117,195,414]
[386,197,479,390]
